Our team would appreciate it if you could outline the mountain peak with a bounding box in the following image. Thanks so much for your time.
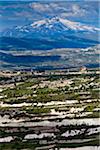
[31,16,61,28]
[2,17,100,49]
[30,17,100,32]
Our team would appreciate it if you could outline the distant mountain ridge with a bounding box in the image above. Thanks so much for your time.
[0,44,99,70]
[0,17,100,50]
[0,51,60,64]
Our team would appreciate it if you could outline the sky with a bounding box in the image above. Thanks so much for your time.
[0,0,99,32]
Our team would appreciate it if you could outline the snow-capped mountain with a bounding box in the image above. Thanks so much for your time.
[31,17,99,32]
[1,17,100,50]
[3,17,100,38]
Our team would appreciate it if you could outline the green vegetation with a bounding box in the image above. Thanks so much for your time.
[22,106,51,114]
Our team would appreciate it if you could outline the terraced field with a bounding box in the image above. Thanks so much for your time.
[0,70,99,150]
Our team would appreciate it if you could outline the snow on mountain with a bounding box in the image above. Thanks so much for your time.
[30,17,100,32]
[59,18,100,32]
[2,17,100,38]
[1,17,99,50]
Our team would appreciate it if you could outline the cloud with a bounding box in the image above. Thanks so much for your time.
[29,3,50,12]
[60,4,87,18]
[72,4,86,16]
[29,2,87,18]
[29,2,65,13]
